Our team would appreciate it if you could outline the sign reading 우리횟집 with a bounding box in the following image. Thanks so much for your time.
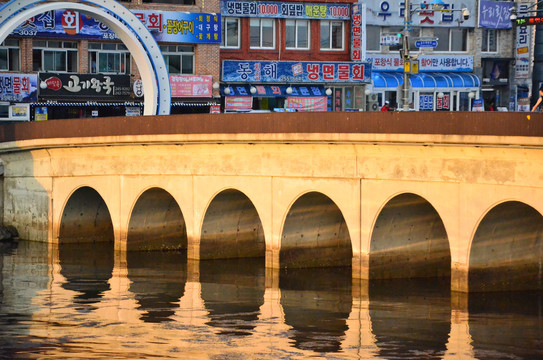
[222,60,372,83]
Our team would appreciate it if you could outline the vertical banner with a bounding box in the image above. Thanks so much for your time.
[351,2,366,61]
[515,3,533,79]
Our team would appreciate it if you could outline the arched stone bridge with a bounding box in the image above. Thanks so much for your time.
[0,111,542,293]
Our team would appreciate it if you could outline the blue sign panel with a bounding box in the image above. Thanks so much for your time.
[221,0,350,20]
[479,1,513,29]
[0,74,38,102]
[12,9,221,43]
[415,40,437,48]
[419,94,434,111]
[222,60,372,83]
[221,84,326,97]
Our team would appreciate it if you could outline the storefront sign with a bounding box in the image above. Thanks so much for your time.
[10,104,30,121]
[0,74,38,102]
[125,106,141,116]
[367,54,473,72]
[286,97,327,112]
[220,1,350,20]
[419,94,434,111]
[515,3,533,79]
[436,94,450,110]
[364,0,476,27]
[38,73,132,99]
[133,79,144,98]
[222,60,372,83]
[210,105,221,114]
[225,96,253,111]
[170,75,212,98]
[35,106,48,121]
[13,9,220,43]
[351,1,366,61]
[222,84,326,97]
[479,1,513,29]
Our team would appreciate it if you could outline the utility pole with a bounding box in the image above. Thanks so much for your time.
[402,0,411,111]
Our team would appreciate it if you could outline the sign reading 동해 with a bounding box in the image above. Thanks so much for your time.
[222,60,372,83]
[13,9,220,43]
[221,0,350,20]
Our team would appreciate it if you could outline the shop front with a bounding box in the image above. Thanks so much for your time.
[367,54,480,111]
[221,60,372,112]
[35,73,136,120]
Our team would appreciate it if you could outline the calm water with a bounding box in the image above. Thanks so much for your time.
[0,240,541,359]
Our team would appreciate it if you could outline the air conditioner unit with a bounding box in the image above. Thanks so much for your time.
[367,101,379,111]
[369,93,378,102]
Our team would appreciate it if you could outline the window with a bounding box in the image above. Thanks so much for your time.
[250,18,275,49]
[160,45,194,74]
[221,17,240,48]
[389,26,420,51]
[366,26,380,51]
[434,28,468,52]
[320,20,344,50]
[482,29,497,53]
[89,43,131,74]
[0,39,20,71]
[33,40,78,72]
[286,20,310,50]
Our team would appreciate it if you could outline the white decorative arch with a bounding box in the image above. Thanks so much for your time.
[0,0,171,115]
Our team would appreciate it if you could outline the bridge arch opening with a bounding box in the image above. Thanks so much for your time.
[280,192,352,268]
[370,193,450,279]
[469,201,543,292]
[127,187,187,252]
[200,189,265,260]
[59,186,114,243]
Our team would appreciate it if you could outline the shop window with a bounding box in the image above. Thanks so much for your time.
[366,26,380,51]
[434,28,468,52]
[250,18,275,49]
[221,17,240,48]
[33,40,78,72]
[160,45,194,74]
[286,20,310,50]
[89,43,131,74]
[0,39,20,71]
[320,20,344,51]
[142,0,194,4]
[482,29,497,53]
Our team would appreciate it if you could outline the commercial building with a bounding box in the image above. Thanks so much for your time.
[0,0,221,121]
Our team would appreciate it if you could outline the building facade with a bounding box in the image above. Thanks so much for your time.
[0,0,221,121]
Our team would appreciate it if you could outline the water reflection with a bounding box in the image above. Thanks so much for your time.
[369,278,451,359]
[469,291,543,360]
[200,257,265,336]
[127,251,187,323]
[0,241,542,359]
[58,241,114,311]
[280,267,352,353]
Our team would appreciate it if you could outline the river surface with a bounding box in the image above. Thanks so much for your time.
[0,240,541,359]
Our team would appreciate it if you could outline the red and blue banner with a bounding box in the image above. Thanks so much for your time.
[286,97,327,112]
[221,1,350,20]
[221,84,326,97]
[222,60,372,84]
[12,9,220,43]
[0,74,38,102]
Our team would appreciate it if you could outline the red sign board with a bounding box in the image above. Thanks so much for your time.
[225,96,252,111]
[286,97,327,112]
[170,75,212,97]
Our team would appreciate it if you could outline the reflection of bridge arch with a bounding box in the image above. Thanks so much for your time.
[0,0,170,115]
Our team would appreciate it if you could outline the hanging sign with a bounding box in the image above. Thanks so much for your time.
[220,1,350,20]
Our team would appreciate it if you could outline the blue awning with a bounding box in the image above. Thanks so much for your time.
[372,72,480,89]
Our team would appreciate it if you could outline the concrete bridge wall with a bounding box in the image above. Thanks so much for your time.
[0,112,542,293]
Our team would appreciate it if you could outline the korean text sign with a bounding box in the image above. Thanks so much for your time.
[220,0,350,20]
[0,74,38,102]
[13,9,220,43]
[38,73,132,99]
[222,60,372,83]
